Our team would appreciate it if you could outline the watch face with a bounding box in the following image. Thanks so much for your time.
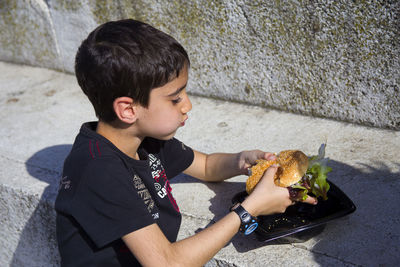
[244,222,259,235]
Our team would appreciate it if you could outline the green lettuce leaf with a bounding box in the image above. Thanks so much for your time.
[306,143,332,200]
[297,189,309,201]
[288,186,309,201]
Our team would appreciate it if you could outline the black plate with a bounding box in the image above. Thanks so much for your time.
[232,180,356,243]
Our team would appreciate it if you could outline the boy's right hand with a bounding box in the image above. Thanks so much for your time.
[241,165,318,216]
[240,165,293,217]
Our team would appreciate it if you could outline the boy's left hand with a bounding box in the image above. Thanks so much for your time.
[237,150,276,175]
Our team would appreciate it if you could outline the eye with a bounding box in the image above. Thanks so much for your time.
[172,97,182,104]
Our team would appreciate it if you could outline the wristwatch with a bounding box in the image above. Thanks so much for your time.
[230,203,258,235]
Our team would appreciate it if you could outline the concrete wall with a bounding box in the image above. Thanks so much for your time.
[0,0,399,130]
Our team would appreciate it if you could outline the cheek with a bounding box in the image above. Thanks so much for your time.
[145,103,181,128]
[151,110,177,127]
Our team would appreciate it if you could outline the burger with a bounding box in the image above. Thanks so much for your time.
[246,144,331,201]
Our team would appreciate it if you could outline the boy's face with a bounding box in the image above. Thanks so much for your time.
[136,66,192,140]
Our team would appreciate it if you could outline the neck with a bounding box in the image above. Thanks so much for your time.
[96,120,143,160]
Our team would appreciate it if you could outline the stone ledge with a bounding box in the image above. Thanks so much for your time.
[0,183,59,267]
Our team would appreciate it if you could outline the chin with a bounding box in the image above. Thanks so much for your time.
[152,131,177,141]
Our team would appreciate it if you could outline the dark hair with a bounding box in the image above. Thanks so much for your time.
[75,19,190,122]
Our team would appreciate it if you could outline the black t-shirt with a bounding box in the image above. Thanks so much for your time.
[55,122,194,266]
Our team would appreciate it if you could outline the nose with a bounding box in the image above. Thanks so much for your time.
[181,93,192,114]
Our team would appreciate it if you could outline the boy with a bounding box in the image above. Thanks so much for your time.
[55,19,316,266]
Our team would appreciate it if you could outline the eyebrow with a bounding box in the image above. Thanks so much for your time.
[167,83,187,97]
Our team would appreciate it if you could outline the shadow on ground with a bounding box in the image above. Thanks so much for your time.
[13,145,399,266]
[11,145,72,267]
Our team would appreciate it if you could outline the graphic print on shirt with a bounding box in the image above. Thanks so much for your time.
[59,176,71,190]
[149,153,180,212]
[132,174,158,219]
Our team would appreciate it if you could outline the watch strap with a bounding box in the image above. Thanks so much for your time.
[232,204,258,235]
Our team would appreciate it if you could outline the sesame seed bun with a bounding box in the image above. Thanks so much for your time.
[246,150,309,194]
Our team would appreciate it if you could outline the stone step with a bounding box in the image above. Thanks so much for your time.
[1,61,399,266]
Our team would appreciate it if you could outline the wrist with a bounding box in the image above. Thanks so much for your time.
[241,197,259,217]
[230,203,259,235]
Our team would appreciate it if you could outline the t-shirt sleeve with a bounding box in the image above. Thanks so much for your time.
[71,157,155,248]
[161,138,194,179]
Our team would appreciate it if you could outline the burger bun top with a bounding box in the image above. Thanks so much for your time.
[274,150,309,187]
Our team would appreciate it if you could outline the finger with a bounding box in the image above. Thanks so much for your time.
[253,164,278,189]
[302,195,318,205]
[251,150,268,163]
[263,164,278,177]
[243,150,264,168]
[264,152,277,161]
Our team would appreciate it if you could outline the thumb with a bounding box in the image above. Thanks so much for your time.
[258,164,279,185]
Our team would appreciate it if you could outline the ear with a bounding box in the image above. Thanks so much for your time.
[113,97,138,124]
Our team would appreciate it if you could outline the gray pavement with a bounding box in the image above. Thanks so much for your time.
[0,61,399,266]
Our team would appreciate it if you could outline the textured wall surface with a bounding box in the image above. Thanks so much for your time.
[0,0,399,129]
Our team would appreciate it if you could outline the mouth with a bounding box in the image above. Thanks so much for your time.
[181,117,188,126]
